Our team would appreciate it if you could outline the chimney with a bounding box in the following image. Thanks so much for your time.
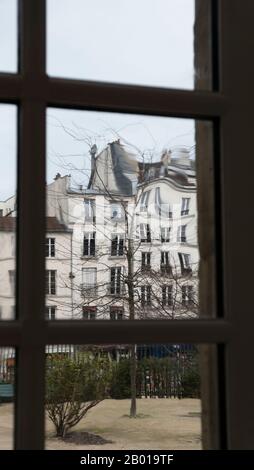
[54,173,61,180]
[89,144,97,171]
[160,149,171,176]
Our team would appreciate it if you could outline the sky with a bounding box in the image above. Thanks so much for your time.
[0,0,195,200]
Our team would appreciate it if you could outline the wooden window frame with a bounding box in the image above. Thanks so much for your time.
[0,0,253,450]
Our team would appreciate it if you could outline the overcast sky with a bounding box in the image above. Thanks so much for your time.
[0,0,195,200]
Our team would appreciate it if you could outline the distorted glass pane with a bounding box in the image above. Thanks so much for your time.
[0,0,17,73]
[0,347,15,449]
[47,0,212,89]
[46,108,215,320]
[0,105,17,320]
[45,344,210,450]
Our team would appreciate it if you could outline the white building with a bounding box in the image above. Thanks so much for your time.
[0,217,72,321]
[46,140,199,320]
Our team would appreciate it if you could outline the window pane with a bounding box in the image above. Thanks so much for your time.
[47,0,213,90]
[46,109,215,320]
[0,105,17,320]
[0,0,17,73]
[0,347,15,449]
[45,344,218,450]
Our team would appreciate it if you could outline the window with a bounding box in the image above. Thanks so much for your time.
[0,210,3,217]
[181,197,190,216]
[140,223,151,243]
[83,232,95,257]
[8,270,15,295]
[45,306,56,320]
[110,202,124,220]
[161,227,171,243]
[1,0,253,451]
[162,285,173,306]
[141,252,151,271]
[140,191,149,212]
[110,307,123,320]
[110,267,122,295]
[83,306,96,320]
[181,285,194,307]
[84,199,95,222]
[161,252,171,274]
[45,238,55,257]
[177,225,187,243]
[141,285,151,306]
[81,268,97,296]
[111,234,124,256]
[178,253,192,276]
[46,270,56,295]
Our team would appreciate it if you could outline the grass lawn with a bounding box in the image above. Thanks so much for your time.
[0,399,202,450]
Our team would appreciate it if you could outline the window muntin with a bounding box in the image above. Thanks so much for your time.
[177,225,187,243]
[141,285,152,306]
[46,270,56,295]
[45,238,55,258]
[110,267,123,295]
[45,306,56,320]
[110,307,124,320]
[139,224,151,243]
[84,199,95,222]
[83,232,95,257]
[141,252,151,271]
[111,234,124,257]
[83,306,97,320]
[181,197,190,216]
[140,191,150,212]
[162,285,173,306]
[81,268,97,296]
[161,227,171,243]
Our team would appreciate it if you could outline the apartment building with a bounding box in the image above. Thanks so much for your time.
[46,140,199,320]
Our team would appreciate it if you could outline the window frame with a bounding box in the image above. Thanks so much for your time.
[0,0,253,450]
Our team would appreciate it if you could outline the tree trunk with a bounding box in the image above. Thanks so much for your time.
[130,344,137,417]
[127,237,137,418]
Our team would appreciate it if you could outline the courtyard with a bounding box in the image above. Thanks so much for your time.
[0,398,201,450]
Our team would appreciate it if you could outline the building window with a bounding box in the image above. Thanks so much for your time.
[83,232,95,257]
[8,270,15,295]
[46,270,56,295]
[177,225,187,243]
[181,197,190,216]
[46,237,55,257]
[0,209,3,217]
[110,267,122,295]
[161,227,171,243]
[181,285,194,307]
[140,223,151,243]
[178,253,192,276]
[84,199,95,222]
[110,307,124,320]
[162,285,173,306]
[111,202,124,220]
[111,234,124,256]
[82,268,97,296]
[83,306,97,320]
[161,251,171,274]
[45,306,56,320]
[141,252,151,271]
[141,285,151,306]
[140,191,149,212]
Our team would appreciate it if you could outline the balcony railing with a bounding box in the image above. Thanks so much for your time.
[80,285,97,297]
